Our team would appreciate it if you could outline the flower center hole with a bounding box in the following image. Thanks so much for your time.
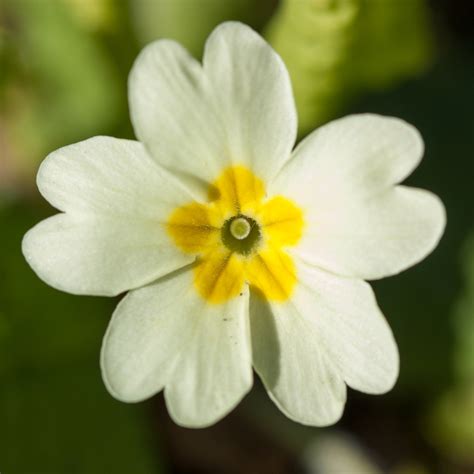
[221,215,261,255]
[230,217,251,240]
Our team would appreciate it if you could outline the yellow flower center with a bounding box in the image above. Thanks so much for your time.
[166,166,304,304]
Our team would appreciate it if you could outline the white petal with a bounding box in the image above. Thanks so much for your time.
[272,114,446,279]
[22,214,191,296]
[250,294,346,426]
[165,285,253,428]
[101,268,194,402]
[294,186,445,280]
[275,114,424,195]
[203,22,297,182]
[37,136,192,218]
[102,269,252,419]
[295,259,399,395]
[129,22,296,196]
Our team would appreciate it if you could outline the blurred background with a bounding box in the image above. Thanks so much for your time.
[0,0,473,472]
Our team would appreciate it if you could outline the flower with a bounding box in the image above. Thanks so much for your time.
[22,22,446,428]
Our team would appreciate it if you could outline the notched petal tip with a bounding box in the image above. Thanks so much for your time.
[267,387,347,428]
[203,20,269,51]
[428,190,447,244]
[350,335,400,396]
[163,375,253,429]
[206,20,256,35]
[99,340,153,404]
[377,186,447,280]
[21,218,106,297]
[336,113,426,182]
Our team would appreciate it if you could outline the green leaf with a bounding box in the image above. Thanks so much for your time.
[0,202,161,472]
[452,235,474,382]
[265,0,434,134]
[1,0,122,184]
[131,0,274,57]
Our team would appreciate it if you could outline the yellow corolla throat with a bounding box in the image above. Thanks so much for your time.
[166,166,304,304]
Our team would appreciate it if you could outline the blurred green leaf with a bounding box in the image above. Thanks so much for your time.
[423,234,474,464]
[453,235,474,382]
[131,0,274,57]
[1,370,162,473]
[265,0,434,133]
[65,0,117,32]
[265,0,359,133]
[351,0,433,90]
[1,0,122,186]
[0,202,162,473]
[425,383,474,465]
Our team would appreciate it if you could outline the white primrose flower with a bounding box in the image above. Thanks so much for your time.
[22,22,446,428]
